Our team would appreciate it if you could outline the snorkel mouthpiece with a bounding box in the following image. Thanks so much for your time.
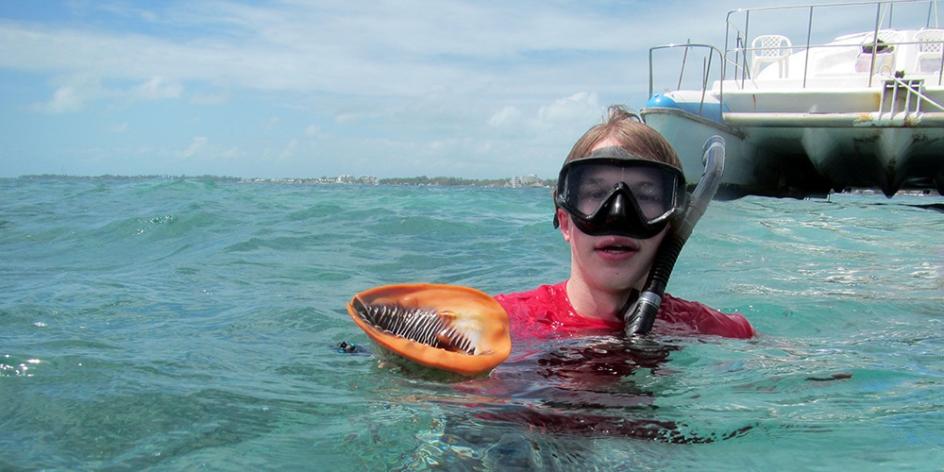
[624,136,726,336]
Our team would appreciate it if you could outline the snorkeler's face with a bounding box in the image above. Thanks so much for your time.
[557,137,670,296]
[558,207,668,294]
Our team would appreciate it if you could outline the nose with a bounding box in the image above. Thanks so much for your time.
[605,182,632,220]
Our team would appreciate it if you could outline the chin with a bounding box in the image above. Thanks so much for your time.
[592,274,642,293]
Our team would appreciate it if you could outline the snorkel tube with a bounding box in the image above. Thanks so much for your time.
[624,136,726,336]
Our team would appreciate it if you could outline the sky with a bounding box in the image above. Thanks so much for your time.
[0,0,914,179]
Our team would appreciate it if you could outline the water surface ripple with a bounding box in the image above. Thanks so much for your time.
[1,177,942,470]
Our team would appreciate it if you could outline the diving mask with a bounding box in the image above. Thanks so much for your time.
[554,148,687,239]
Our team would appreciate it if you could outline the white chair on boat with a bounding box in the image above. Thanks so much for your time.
[751,35,792,79]
[915,29,944,74]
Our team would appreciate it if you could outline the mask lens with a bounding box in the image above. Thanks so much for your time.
[563,162,678,223]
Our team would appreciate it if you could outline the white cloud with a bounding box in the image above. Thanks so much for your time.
[43,86,84,113]
[304,124,324,138]
[108,122,128,133]
[0,0,826,127]
[335,110,384,124]
[181,136,208,158]
[132,76,182,100]
[0,2,659,101]
[0,0,860,103]
[488,106,522,128]
[278,139,298,161]
[190,91,229,105]
[30,75,104,113]
[30,74,184,113]
[220,146,241,160]
[537,92,603,128]
[1,0,873,178]
[264,116,281,130]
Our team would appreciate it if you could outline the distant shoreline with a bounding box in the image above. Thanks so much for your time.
[10,174,943,197]
[11,173,557,188]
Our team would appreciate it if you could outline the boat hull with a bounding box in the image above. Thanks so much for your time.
[643,4,944,197]
[641,107,833,198]
[642,106,944,197]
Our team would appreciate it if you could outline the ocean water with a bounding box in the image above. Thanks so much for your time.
[1,176,942,470]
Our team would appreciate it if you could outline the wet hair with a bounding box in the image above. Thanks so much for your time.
[562,105,681,169]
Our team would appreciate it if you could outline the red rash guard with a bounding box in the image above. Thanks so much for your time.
[494,281,755,341]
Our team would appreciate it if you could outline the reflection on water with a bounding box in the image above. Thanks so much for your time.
[391,336,754,470]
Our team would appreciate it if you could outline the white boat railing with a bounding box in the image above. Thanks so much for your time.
[647,0,944,119]
[725,0,943,88]
[648,43,728,113]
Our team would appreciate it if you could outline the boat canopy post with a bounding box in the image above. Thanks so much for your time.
[734,34,741,86]
[724,9,735,83]
[803,6,815,88]
[930,0,943,84]
[742,10,751,86]
[926,0,939,28]
[700,54,712,114]
[869,3,884,87]
[678,39,691,91]
[736,35,743,87]
[648,48,654,98]
[939,38,944,85]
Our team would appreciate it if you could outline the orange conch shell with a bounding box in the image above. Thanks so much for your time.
[347,283,511,376]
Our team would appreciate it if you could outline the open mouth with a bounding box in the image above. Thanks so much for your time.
[598,244,637,253]
[595,237,640,254]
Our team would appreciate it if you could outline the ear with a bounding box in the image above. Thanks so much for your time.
[556,208,572,242]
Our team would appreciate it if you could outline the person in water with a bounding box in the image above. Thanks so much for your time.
[495,106,755,340]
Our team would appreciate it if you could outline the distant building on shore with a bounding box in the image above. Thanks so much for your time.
[510,174,543,188]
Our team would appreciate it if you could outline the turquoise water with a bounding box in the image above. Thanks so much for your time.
[2,176,942,470]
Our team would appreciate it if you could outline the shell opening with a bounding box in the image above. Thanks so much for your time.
[352,297,477,355]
